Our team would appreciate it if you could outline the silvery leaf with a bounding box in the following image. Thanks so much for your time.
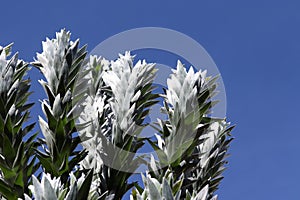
[147,176,162,200]
[52,94,62,118]
[29,176,43,200]
[42,175,57,200]
[162,178,174,200]
[193,185,208,200]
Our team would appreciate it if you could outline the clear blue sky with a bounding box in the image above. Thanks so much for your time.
[1,0,300,199]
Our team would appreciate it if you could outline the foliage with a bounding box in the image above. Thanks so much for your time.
[31,30,89,184]
[131,61,233,200]
[24,170,93,200]
[0,44,37,199]
[79,52,159,199]
[0,30,234,200]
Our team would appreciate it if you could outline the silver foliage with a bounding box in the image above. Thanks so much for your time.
[9,30,234,200]
[26,172,92,200]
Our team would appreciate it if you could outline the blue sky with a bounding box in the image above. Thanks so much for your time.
[1,0,300,199]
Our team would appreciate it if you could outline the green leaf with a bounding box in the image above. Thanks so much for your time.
[0,163,17,179]
[172,179,183,195]
[13,143,24,168]
[0,179,17,199]
[77,169,93,199]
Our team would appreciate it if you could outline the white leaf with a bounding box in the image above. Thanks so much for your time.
[52,94,62,117]
[30,175,43,200]
[162,178,174,200]
[42,174,58,200]
[193,185,208,200]
[147,176,162,200]
[131,90,141,102]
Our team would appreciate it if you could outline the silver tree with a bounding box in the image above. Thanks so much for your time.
[0,30,234,200]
